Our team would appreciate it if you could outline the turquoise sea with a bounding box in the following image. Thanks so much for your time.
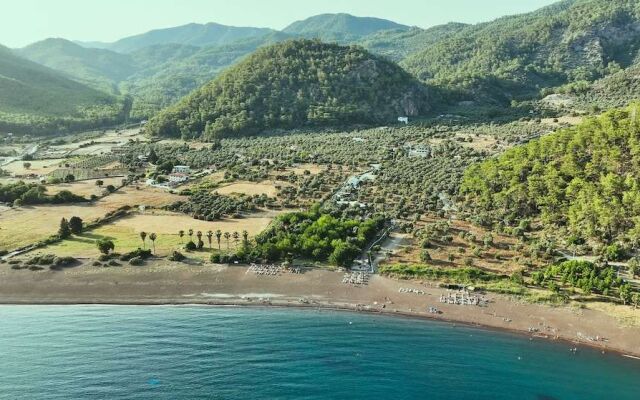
[0,305,639,399]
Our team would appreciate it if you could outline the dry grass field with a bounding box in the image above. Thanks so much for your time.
[46,177,124,197]
[0,185,183,251]
[3,159,65,176]
[287,163,324,175]
[540,115,584,127]
[215,181,282,197]
[33,210,276,259]
[381,216,523,274]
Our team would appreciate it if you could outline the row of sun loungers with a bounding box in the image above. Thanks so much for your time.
[342,271,369,285]
[398,288,425,295]
[248,264,283,276]
[439,291,487,306]
[248,263,304,276]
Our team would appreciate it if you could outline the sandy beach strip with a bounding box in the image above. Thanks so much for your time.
[0,261,639,358]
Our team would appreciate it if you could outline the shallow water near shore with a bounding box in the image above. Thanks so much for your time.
[1,305,639,400]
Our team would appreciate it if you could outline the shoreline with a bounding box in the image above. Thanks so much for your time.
[2,297,639,360]
[1,262,639,359]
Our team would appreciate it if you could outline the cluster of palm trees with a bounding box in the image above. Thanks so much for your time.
[139,231,157,253]
[176,229,249,250]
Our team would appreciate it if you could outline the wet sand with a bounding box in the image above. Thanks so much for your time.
[1,261,639,358]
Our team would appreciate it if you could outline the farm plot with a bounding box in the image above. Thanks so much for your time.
[36,210,277,258]
[215,181,282,198]
[46,177,124,197]
[3,159,65,176]
[0,185,183,252]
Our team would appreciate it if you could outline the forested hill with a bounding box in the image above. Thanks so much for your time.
[98,23,276,53]
[283,14,409,42]
[356,23,468,62]
[459,103,640,245]
[17,38,137,93]
[0,45,127,134]
[402,0,640,103]
[145,40,431,140]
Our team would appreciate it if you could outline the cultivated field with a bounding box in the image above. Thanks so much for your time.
[0,185,183,251]
[381,216,523,274]
[3,159,65,176]
[215,181,281,197]
[46,177,124,197]
[35,210,277,258]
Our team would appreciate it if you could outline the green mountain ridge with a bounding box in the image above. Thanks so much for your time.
[145,40,431,139]
[402,0,640,103]
[0,45,127,134]
[17,38,137,93]
[283,13,410,42]
[104,22,276,53]
[356,23,469,62]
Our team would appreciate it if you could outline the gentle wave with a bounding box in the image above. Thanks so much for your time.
[1,305,639,400]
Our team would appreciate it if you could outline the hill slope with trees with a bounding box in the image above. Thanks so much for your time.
[100,23,276,53]
[0,45,128,134]
[283,14,409,42]
[144,40,431,139]
[17,38,137,93]
[402,0,640,103]
[459,103,640,247]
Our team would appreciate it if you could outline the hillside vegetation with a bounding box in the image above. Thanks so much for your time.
[17,38,137,93]
[96,23,276,53]
[122,32,294,118]
[357,23,468,62]
[459,103,640,246]
[402,0,640,103]
[145,40,431,139]
[283,13,409,42]
[0,45,128,134]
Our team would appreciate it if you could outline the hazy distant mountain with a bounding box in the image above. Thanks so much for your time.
[0,45,126,134]
[283,14,410,42]
[17,38,137,93]
[145,40,431,139]
[105,22,276,53]
[73,40,111,49]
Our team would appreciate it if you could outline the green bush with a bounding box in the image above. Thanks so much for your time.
[129,257,144,266]
[169,251,186,262]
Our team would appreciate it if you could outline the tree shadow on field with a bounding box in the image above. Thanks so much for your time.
[70,232,117,244]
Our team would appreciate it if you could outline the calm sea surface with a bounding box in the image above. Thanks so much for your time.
[0,305,639,399]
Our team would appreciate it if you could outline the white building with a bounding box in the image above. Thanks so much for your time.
[168,173,189,184]
[172,165,191,174]
[398,117,409,124]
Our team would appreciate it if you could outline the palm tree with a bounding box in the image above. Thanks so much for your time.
[149,233,157,254]
[223,232,231,249]
[178,230,185,244]
[188,229,194,242]
[140,231,147,249]
[232,231,240,248]
[196,231,203,243]
[215,230,222,250]
[206,230,214,249]
[242,230,249,245]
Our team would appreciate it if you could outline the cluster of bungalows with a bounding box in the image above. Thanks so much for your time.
[403,143,432,158]
[168,165,191,187]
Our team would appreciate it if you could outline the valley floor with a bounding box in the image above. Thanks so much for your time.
[1,260,639,358]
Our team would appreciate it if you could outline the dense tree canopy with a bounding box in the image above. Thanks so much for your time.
[459,103,640,245]
[145,40,431,139]
[402,0,640,103]
[0,45,128,135]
